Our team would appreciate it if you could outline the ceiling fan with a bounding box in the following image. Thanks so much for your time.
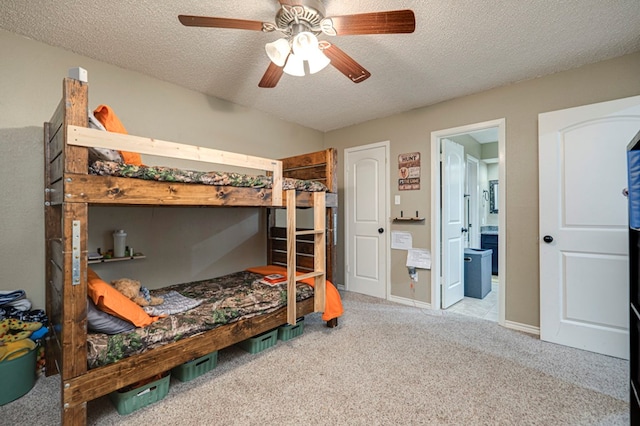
[178,0,415,88]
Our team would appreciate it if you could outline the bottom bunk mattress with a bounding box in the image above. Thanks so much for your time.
[87,270,314,369]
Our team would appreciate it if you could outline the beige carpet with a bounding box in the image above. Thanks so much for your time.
[1,291,629,425]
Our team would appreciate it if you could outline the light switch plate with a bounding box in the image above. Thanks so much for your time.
[395,195,400,205]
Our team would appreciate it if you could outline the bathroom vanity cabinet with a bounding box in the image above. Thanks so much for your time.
[481,233,498,275]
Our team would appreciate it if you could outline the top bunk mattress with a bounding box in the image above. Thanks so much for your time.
[89,160,328,192]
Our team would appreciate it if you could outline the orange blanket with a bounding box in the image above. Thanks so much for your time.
[246,265,343,321]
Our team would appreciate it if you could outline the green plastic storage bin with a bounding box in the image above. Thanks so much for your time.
[0,346,37,405]
[278,318,305,341]
[109,372,170,415]
[171,351,218,382]
[237,329,278,354]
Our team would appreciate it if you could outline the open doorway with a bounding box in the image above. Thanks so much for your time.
[430,119,506,325]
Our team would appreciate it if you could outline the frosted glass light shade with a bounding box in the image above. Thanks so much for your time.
[283,53,305,76]
[307,50,330,74]
[265,38,291,67]
[292,32,319,60]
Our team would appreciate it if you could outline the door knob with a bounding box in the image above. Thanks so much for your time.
[461,227,468,233]
[378,228,384,234]
[543,235,554,243]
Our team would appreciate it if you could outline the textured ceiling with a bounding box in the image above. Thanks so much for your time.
[1,0,639,132]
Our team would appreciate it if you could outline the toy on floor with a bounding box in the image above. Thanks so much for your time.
[112,278,164,307]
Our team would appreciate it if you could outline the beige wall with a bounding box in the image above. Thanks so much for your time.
[325,52,640,327]
[0,29,323,310]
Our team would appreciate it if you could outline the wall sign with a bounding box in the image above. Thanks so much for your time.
[398,152,420,190]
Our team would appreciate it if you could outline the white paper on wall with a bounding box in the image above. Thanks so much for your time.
[391,231,413,250]
[406,248,431,269]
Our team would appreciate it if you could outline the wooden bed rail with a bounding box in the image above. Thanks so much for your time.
[62,298,315,410]
[67,125,284,206]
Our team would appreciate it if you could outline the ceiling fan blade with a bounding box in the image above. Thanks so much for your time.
[258,62,284,88]
[178,15,268,31]
[318,41,371,83]
[321,10,415,36]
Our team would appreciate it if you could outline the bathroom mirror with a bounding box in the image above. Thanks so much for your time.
[489,180,498,214]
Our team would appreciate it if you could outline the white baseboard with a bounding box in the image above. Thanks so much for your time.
[336,286,431,310]
[503,320,540,336]
[388,294,432,310]
[337,286,538,336]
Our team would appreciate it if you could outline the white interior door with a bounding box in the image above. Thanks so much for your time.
[345,143,388,299]
[539,95,640,359]
[442,139,465,308]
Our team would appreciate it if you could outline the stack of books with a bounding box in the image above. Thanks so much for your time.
[259,274,286,286]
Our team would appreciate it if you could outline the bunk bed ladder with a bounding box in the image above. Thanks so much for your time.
[286,189,326,325]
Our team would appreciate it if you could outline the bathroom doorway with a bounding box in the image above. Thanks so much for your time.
[430,119,505,325]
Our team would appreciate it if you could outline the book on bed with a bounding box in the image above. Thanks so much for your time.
[259,273,286,285]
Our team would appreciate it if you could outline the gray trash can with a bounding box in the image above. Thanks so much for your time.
[464,248,492,299]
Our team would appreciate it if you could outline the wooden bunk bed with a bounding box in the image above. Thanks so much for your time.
[44,77,339,425]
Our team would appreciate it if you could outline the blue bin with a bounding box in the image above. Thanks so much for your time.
[464,248,492,299]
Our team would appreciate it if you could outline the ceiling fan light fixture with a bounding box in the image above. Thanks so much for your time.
[178,5,416,88]
[283,52,305,77]
[265,38,290,67]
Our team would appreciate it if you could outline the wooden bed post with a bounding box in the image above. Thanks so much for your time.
[312,191,326,313]
[326,206,337,285]
[325,148,338,285]
[286,190,297,324]
[62,78,90,426]
[43,120,58,376]
[45,77,90,425]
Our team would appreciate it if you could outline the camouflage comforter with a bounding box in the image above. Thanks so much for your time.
[89,161,328,192]
[87,271,314,369]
